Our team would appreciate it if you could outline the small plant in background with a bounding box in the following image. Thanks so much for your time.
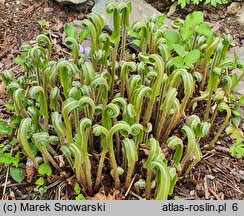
[38,19,49,35]
[34,177,47,195]
[0,1,243,200]
[168,0,229,9]
[74,182,86,200]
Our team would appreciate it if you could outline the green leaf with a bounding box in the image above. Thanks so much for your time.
[230,138,244,159]
[0,138,18,154]
[232,116,241,126]
[178,0,188,8]
[232,109,241,117]
[10,167,26,183]
[172,56,184,68]
[196,23,213,37]
[74,182,81,194]
[10,137,18,146]
[155,15,167,27]
[35,177,45,186]
[185,12,204,27]
[0,154,14,166]
[132,39,141,47]
[38,163,52,176]
[180,25,194,41]
[38,19,46,27]
[64,24,78,39]
[172,44,186,57]
[128,29,139,38]
[29,143,38,157]
[163,30,180,47]
[13,56,26,65]
[0,153,19,167]
[192,0,200,4]
[38,186,47,195]
[4,102,15,111]
[226,124,243,139]
[34,186,47,195]
[184,49,200,65]
[75,194,86,200]
[238,96,244,105]
[10,115,21,127]
[79,29,90,43]
[0,119,13,135]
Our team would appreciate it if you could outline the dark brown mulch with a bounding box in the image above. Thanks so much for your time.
[0,0,243,200]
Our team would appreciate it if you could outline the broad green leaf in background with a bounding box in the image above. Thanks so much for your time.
[0,153,19,167]
[74,182,81,194]
[13,56,26,65]
[196,23,213,37]
[185,49,200,66]
[38,19,46,28]
[230,138,244,159]
[0,119,12,134]
[75,194,86,200]
[4,102,14,111]
[35,177,45,186]
[172,44,186,57]
[38,163,52,176]
[79,29,90,43]
[163,30,180,48]
[155,15,167,27]
[10,115,21,127]
[10,167,26,183]
[172,56,184,68]
[0,137,18,154]
[180,25,194,41]
[239,96,244,105]
[64,24,78,39]
[185,11,204,27]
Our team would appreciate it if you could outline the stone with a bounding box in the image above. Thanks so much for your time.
[237,13,244,25]
[227,47,244,62]
[232,68,244,95]
[227,47,244,95]
[92,0,172,31]
[227,2,241,15]
[55,0,87,4]
[55,0,95,11]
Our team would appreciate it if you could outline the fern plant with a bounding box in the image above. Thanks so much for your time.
[1,1,243,200]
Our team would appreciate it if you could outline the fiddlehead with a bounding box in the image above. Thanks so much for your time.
[102,103,120,129]
[29,86,49,132]
[61,98,80,144]
[51,112,66,145]
[122,138,138,188]
[120,61,137,97]
[64,37,79,64]
[13,88,28,118]
[143,137,161,199]
[139,54,165,126]
[167,135,183,169]
[18,118,38,168]
[36,34,52,60]
[207,102,231,149]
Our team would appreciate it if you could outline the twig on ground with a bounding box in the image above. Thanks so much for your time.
[130,191,144,200]
[216,179,244,194]
[1,147,13,200]
[209,188,221,200]
[203,176,210,199]
[125,174,137,197]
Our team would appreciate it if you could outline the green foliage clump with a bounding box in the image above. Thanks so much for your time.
[1,2,243,200]
[169,0,229,9]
